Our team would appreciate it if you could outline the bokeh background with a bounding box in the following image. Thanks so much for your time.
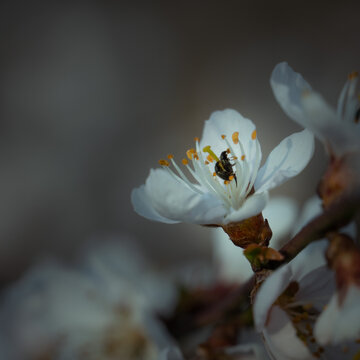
[1,0,359,286]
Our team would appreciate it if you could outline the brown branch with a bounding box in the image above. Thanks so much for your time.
[276,188,360,267]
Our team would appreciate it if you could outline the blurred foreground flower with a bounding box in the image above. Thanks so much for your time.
[0,241,176,360]
[253,197,360,359]
[132,109,313,227]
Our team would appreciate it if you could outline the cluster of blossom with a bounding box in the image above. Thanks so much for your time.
[1,63,359,360]
[131,62,360,359]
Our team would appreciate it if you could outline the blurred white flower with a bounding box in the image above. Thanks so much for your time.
[211,197,298,283]
[271,62,360,157]
[132,109,314,225]
[253,240,338,360]
[0,241,176,360]
[253,197,360,359]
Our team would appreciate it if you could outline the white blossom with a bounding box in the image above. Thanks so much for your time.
[254,242,360,359]
[132,109,314,225]
[0,241,176,360]
[271,62,360,156]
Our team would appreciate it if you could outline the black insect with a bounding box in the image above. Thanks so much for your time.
[215,151,237,184]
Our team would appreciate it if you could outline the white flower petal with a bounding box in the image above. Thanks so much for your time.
[211,228,253,283]
[271,61,337,140]
[159,347,184,360]
[200,109,262,166]
[143,168,227,224]
[254,263,293,331]
[224,191,269,225]
[301,90,359,154]
[254,240,329,331]
[287,240,328,282]
[131,184,179,224]
[314,285,360,345]
[292,196,322,235]
[263,306,315,360]
[263,196,298,249]
[270,62,313,128]
[255,129,314,193]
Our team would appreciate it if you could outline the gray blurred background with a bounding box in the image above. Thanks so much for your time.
[1,0,359,285]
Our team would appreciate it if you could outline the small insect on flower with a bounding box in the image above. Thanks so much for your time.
[215,151,237,184]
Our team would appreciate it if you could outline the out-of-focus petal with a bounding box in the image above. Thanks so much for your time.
[255,129,314,193]
[159,347,184,360]
[211,228,253,283]
[314,285,360,345]
[263,196,298,249]
[254,264,292,331]
[270,62,313,129]
[263,306,315,360]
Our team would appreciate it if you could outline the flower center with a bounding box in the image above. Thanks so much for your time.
[158,130,260,211]
[275,281,325,358]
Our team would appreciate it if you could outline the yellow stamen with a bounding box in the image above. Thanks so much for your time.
[203,145,220,162]
[232,131,239,144]
[348,71,359,80]
[194,137,200,142]
[182,158,188,165]
[159,159,169,166]
[241,155,245,161]
[232,156,238,160]
[226,148,230,154]
[229,175,234,181]
[251,130,257,140]
[167,154,174,159]
[194,154,199,160]
[207,154,214,163]
[204,160,209,165]
[221,134,226,139]
[186,148,197,159]
[224,180,230,185]
[213,172,217,177]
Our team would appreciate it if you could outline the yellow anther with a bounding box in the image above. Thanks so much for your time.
[167,154,174,159]
[194,154,199,160]
[207,154,214,163]
[232,156,238,160]
[159,159,170,166]
[348,71,359,80]
[224,180,230,185]
[186,148,197,159]
[232,131,239,144]
[229,175,234,181]
[221,134,226,139]
[251,130,257,140]
[204,160,209,165]
[182,158,189,165]
[213,172,217,177]
[194,137,200,142]
[226,148,230,154]
[241,155,245,161]
[203,145,220,162]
